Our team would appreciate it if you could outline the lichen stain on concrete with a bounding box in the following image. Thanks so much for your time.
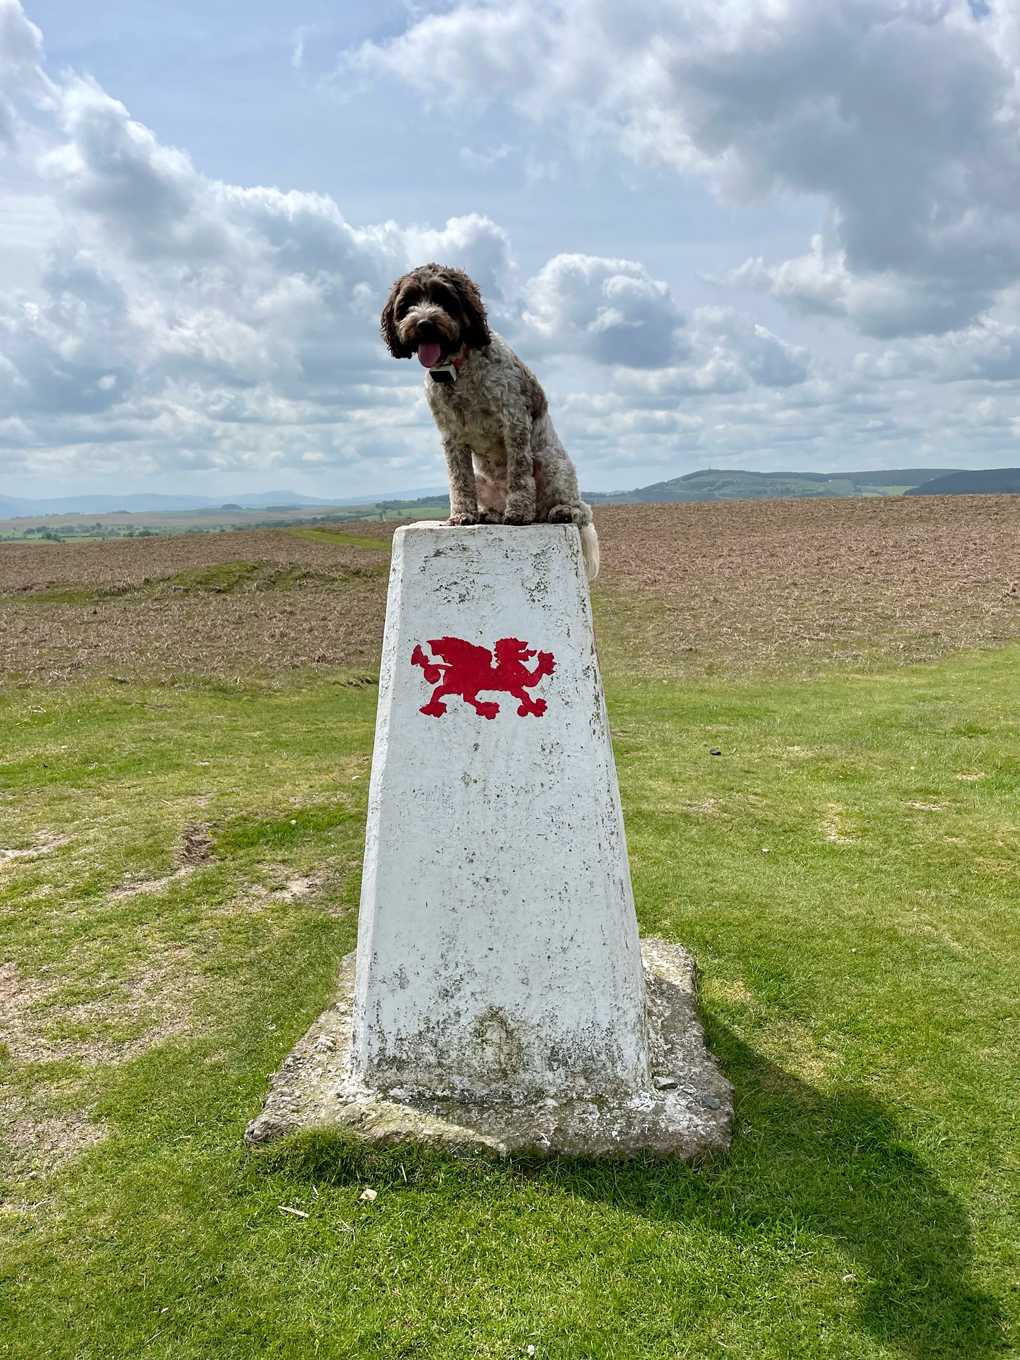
[471,1007,526,1083]
[246,941,733,1159]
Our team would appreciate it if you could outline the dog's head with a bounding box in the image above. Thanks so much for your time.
[380,264,491,366]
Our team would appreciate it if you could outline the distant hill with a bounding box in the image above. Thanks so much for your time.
[905,468,1020,496]
[584,469,962,505]
[0,487,450,517]
[0,491,344,516]
[8,468,1017,522]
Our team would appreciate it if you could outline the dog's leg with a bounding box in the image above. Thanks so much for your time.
[502,413,536,524]
[443,437,480,525]
[533,437,586,522]
[545,502,591,525]
[473,471,505,524]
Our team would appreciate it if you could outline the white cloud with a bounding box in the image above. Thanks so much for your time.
[521,254,688,368]
[403,212,514,304]
[855,317,1020,382]
[0,12,516,485]
[0,0,51,149]
[722,236,1015,338]
[684,307,811,391]
[517,258,810,388]
[459,143,513,171]
[291,26,310,71]
[0,0,1016,493]
[355,0,1020,339]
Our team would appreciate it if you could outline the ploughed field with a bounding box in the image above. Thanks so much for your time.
[2,496,1019,1359]
[592,494,1020,677]
[0,525,393,685]
[1,496,1019,687]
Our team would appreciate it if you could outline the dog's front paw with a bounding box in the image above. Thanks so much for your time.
[502,494,536,525]
[545,503,583,525]
[445,511,480,526]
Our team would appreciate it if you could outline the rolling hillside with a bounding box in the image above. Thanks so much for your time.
[585,468,960,504]
[905,467,1020,495]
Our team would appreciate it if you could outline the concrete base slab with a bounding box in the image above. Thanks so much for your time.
[245,939,733,1159]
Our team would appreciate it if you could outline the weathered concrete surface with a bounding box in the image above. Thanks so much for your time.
[245,524,733,1158]
[245,941,733,1158]
[352,523,648,1099]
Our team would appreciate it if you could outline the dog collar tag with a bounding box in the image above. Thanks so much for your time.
[429,345,470,384]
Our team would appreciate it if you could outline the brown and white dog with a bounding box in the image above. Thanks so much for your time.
[381,264,599,580]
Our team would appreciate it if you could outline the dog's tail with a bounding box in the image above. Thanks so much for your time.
[580,523,600,582]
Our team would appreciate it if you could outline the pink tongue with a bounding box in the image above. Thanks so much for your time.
[417,342,442,368]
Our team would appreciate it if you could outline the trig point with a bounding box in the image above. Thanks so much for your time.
[247,524,732,1157]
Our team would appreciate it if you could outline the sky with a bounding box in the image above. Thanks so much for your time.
[0,0,1017,501]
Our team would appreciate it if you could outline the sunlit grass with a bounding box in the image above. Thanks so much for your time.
[1,649,1018,1357]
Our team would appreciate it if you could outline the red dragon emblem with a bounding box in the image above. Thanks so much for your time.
[411,636,555,718]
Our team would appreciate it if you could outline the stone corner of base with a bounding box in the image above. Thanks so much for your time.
[243,1114,296,1147]
[641,936,698,988]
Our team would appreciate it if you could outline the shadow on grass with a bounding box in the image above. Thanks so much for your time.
[257,1019,1005,1360]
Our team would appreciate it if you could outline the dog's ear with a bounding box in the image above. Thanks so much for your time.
[447,269,491,350]
[380,276,415,359]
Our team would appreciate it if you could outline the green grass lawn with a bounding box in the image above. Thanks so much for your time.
[1,648,1018,1358]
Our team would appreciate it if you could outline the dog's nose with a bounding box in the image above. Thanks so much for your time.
[416,320,439,340]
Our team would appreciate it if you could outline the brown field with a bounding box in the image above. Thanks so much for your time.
[2,497,1019,686]
[594,494,1020,678]
[0,528,391,685]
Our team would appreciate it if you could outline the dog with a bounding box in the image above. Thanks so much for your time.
[380,264,600,580]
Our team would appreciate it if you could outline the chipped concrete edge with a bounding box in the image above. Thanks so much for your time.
[245,939,733,1160]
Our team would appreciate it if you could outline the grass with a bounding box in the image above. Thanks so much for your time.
[1,642,1018,1357]
[284,529,393,551]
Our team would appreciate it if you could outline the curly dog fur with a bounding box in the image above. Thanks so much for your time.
[381,264,599,580]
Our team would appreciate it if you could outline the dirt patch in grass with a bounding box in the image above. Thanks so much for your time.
[108,869,195,899]
[2,1099,108,1178]
[822,805,855,844]
[0,834,70,863]
[592,494,1020,678]
[0,962,51,1045]
[239,869,337,911]
[177,823,215,866]
[0,954,199,1067]
[270,874,324,902]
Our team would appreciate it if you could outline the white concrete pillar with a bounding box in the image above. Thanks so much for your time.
[351,523,649,1099]
[246,521,733,1155]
